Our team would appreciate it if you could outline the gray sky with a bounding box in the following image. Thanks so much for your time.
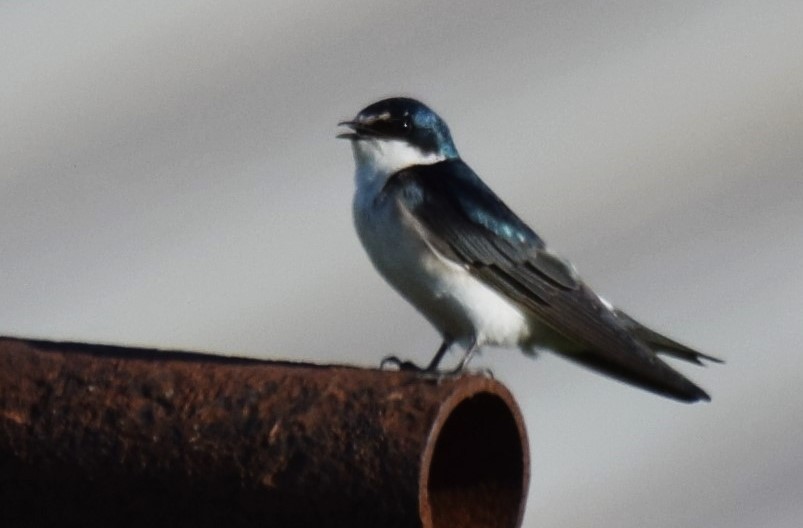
[2,1,803,526]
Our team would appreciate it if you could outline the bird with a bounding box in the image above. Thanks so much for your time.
[338,97,721,403]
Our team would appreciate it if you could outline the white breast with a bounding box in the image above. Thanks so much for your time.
[350,138,533,349]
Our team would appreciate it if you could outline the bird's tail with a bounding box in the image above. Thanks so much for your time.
[566,309,722,403]
[612,309,723,366]
[564,348,713,402]
[555,309,721,403]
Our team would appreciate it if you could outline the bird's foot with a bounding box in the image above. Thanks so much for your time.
[379,355,451,379]
[440,363,494,379]
[380,355,429,373]
[476,367,495,379]
[380,355,493,379]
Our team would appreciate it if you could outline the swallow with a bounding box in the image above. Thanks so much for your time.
[340,97,720,402]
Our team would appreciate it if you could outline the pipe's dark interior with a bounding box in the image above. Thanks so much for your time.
[427,393,525,528]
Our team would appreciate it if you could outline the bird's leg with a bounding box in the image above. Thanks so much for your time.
[424,339,453,372]
[445,340,480,376]
[380,338,452,373]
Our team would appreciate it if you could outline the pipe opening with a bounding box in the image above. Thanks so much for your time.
[425,392,527,528]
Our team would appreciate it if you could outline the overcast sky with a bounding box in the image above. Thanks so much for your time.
[3,1,803,527]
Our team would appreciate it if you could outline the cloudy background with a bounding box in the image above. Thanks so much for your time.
[2,1,803,526]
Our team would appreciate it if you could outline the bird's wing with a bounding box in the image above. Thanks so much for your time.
[385,159,712,402]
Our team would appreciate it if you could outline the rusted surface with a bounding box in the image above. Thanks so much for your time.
[0,336,528,528]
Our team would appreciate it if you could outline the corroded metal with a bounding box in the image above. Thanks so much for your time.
[0,336,528,528]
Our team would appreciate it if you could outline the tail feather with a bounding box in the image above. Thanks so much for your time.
[552,308,716,403]
[613,309,723,366]
[560,346,711,403]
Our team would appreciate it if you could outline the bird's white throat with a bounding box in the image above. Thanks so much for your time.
[351,138,445,191]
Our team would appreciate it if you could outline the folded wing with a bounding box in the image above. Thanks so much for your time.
[386,160,716,402]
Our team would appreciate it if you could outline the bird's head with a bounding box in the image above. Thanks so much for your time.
[339,97,458,179]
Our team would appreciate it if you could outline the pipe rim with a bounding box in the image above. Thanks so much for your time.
[418,377,530,528]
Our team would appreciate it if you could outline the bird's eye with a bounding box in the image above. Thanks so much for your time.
[365,115,413,137]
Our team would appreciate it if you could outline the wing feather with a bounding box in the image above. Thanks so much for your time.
[386,160,712,402]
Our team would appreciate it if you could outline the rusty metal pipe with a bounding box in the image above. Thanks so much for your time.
[0,337,528,528]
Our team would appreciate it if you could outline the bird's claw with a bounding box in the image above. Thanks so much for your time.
[477,367,495,379]
[380,355,427,372]
[439,365,493,378]
[380,356,448,380]
[380,355,493,380]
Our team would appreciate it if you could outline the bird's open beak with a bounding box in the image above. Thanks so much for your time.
[337,119,384,140]
[337,120,361,140]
